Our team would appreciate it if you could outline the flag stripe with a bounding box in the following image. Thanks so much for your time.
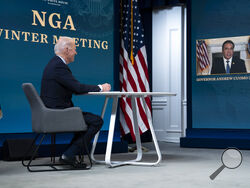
[120,0,152,141]
[120,45,150,135]
[120,98,136,140]
[120,50,148,132]
[120,46,149,133]
[196,40,210,70]
[137,48,150,84]
[119,109,130,134]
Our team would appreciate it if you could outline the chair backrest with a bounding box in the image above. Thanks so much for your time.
[22,83,45,131]
[22,83,45,112]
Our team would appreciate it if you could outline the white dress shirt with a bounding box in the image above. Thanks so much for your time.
[223,57,232,71]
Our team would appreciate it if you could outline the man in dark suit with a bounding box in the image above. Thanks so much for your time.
[211,40,247,74]
[40,36,111,167]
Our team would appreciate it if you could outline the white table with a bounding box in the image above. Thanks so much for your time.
[88,91,176,167]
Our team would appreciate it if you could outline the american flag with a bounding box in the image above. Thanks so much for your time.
[119,0,151,141]
[248,37,250,54]
[196,40,210,71]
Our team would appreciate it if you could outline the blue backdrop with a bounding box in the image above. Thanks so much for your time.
[191,0,250,129]
[0,0,114,133]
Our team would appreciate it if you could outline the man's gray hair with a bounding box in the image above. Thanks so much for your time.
[54,36,74,55]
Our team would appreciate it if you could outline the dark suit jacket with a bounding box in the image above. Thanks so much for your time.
[211,57,247,75]
[40,56,100,109]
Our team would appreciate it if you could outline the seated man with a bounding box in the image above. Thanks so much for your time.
[40,36,111,167]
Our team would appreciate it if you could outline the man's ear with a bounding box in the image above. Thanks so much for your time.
[64,47,69,55]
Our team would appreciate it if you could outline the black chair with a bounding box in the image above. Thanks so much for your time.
[22,83,92,172]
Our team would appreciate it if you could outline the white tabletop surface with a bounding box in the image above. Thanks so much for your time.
[87,91,176,97]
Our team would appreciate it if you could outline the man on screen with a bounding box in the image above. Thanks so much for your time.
[40,36,111,168]
[211,40,247,74]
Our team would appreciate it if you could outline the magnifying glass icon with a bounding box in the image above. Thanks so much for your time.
[210,148,243,180]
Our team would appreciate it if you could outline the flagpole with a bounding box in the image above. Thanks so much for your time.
[130,0,134,65]
[120,0,123,42]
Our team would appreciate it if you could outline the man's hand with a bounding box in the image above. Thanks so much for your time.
[101,83,111,92]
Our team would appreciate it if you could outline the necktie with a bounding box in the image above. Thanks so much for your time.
[226,60,230,74]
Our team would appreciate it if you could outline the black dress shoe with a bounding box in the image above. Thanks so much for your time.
[59,155,87,169]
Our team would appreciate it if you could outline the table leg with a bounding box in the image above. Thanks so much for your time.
[91,96,109,163]
[105,96,118,166]
[131,96,142,162]
[91,95,162,167]
[108,96,161,167]
[142,97,162,165]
